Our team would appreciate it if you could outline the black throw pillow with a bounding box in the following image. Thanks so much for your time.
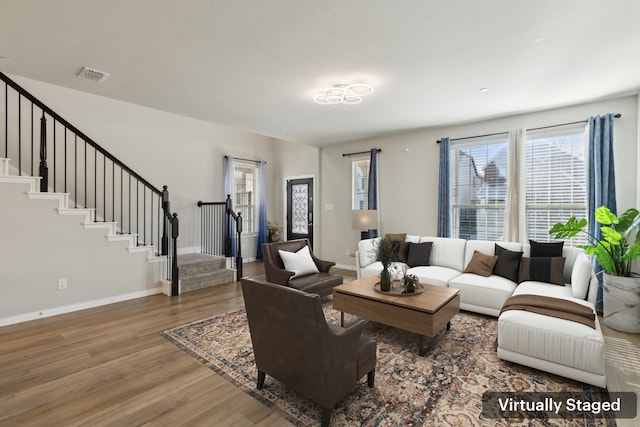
[530,240,564,257]
[493,244,523,283]
[407,242,433,268]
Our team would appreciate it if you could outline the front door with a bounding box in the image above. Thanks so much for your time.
[286,178,314,247]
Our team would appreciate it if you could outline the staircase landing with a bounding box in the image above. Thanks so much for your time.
[178,253,235,293]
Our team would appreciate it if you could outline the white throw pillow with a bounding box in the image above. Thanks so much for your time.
[571,257,592,300]
[278,246,319,278]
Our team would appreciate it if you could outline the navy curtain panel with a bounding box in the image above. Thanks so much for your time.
[223,156,236,257]
[256,161,267,260]
[587,113,617,310]
[367,148,378,210]
[437,137,451,237]
[367,148,378,238]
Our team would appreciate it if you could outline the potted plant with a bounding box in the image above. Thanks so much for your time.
[549,206,640,332]
[375,236,397,291]
[403,273,419,294]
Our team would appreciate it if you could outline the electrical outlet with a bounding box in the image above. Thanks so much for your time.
[57,278,68,290]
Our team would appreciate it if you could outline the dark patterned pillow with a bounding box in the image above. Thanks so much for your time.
[386,233,407,258]
[529,240,564,257]
[494,244,523,283]
[519,256,566,286]
[407,242,432,268]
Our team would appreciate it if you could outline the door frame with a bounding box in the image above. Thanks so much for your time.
[283,174,316,245]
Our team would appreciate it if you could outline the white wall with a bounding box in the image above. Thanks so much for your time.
[0,179,164,323]
[321,95,639,268]
[8,74,279,254]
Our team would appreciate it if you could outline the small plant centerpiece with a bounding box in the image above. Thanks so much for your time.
[549,206,640,332]
[403,273,419,294]
[375,236,397,291]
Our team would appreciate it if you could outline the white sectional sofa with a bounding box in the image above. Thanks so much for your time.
[355,235,606,388]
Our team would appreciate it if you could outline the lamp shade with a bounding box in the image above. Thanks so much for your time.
[352,209,378,230]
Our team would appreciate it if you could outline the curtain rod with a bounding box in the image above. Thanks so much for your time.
[526,113,621,132]
[224,155,265,164]
[342,148,382,157]
[436,113,622,143]
[436,131,508,144]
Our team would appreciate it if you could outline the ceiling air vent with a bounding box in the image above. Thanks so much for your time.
[77,66,110,83]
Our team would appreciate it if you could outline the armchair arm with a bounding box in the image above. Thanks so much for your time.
[264,262,295,285]
[310,252,336,273]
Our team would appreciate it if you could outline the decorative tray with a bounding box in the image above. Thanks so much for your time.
[373,282,424,296]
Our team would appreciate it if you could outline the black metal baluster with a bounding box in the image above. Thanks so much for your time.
[31,103,34,176]
[103,154,106,222]
[112,161,115,223]
[74,135,77,208]
[18,94,21,175]
[53,118,56,192]
[64,127,67,192]
[120,168,123,234]
[128,174,131,234]
[39,112,47,192]
[4,82,7,157]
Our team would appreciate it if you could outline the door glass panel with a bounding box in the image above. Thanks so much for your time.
[291,184,309,234]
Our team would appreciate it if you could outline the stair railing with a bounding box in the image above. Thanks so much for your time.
[1,71,179,291]
[197,194,243,279]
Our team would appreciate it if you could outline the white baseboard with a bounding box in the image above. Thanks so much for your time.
[177,246,200,255]
[0,287,163,327]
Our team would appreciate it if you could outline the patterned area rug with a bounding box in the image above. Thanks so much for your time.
[162,299,614,426]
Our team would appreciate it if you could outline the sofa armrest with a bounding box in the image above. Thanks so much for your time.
[355,250,362,279]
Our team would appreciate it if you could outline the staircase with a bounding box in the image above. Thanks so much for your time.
[177,253,235,293]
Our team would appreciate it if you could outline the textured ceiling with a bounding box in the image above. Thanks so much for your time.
[1,0,639,146]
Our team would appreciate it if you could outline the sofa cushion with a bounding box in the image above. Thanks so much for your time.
[419,236,467,272]
[494,244,523,283]
[519,256,565,286]
[407,242,432,267]
[449,273,517,313]
[407,266,461,287]
[464,250,498,277]
[530,240,564,257]
[278,245,319,278]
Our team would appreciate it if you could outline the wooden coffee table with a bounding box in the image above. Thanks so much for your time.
[332,275,460,356]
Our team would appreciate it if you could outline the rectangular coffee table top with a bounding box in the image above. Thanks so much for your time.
[333,275,459,313]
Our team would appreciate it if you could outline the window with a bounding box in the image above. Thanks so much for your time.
[447,125,588,245]
[450,136,509,240]
[525,126,587,246]
[233,161,257,233]
[352,157,370,210]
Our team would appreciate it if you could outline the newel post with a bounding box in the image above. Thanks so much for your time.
[39,112,48,192]
[236,211,243,279]
[161,185,170,256]
[171,212,179,296]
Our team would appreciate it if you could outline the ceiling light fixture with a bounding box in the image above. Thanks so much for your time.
[314,84,373,105]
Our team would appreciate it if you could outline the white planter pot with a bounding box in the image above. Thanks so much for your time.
[603,273,640,333]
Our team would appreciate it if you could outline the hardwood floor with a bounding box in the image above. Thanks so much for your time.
[1,262,638,426]
[0,262,295,427]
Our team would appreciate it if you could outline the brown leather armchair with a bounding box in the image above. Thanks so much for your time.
[241,277,376,427]
[262,238,343,297]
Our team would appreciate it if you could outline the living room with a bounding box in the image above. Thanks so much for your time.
[2,1,640,425]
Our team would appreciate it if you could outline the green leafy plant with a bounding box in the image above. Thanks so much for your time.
[549,206,640,277]
[375,236,397,268]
